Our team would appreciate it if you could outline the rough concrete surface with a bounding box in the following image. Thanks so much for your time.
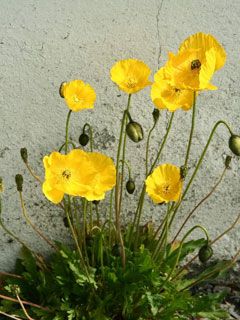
[0,0,239,271]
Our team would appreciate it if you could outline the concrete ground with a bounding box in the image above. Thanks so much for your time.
[0,0,239,271]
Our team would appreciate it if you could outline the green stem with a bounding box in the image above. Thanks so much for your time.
[130,113,175,248]
[172,166,227,243]
[58,141,76,152]
[108,190,114,246]
[145,118,159,177]
[169,120,233,229]
[164,225,209,283]
[184,92,197,169]
[120,160,132,179]
[63,198,90,279]
[65,110,72,154]
[118,94,132,215]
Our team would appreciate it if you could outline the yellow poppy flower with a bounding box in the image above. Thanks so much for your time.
[42,149,116,204]
[151,68,195,112]
[179,32,226,71]
[62,80,96,112]
[110,59,152,94]
[145,163,183,204]
[164,49,217,91]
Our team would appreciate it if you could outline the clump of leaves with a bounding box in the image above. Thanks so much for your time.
[0,231,231,319]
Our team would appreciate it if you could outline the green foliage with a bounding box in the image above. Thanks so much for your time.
[0,237,230,319]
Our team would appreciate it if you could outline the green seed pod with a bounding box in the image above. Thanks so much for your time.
[225,155,232,169]
[0,177,3,193]
[126,179,135,194]
[20,147,28,163]
[59,81,67,98]
[79,133,89,146]
[15,174,23,192]
[198,244,213,263]
[126,121,144,143]
[152,108,160,123]
[229,135,240,156]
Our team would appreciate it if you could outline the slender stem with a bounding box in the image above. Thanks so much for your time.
[16,293,35,320]
[0,294,50,311]
[25,162,42,183]
[149,113,175,173]
[173,211,240,280]
[63,198,90,279]
[145,118,159,177]
[152,204,174,260]
[0,311,22,320]
[65,110,72,154]
[109,190,114,246]
[184,92,197,169]
[131,113,175,247]
[19,192,57,251]
[119,94,132,215]
[0,271,23,279]
[95,203,100,225]
[82,199,90,267]
[169,120,233,229]
[58,141,76,152]
[165,225,209,283]
[120,160,132,179]
[172,166,227,242]
[0,196,30,250]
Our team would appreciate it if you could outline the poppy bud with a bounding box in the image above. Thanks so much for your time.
[225,155,232,169]
[0,177,3,193]
[79,133,89,146]
[15,174,23,192]
[126,179,135,194]
[20,148,28,163]
[59,81,67,98]
[198,244,213,263]
[152,108,160,123]
[180,165,188,179]
[229,135,240,156]
[126,121,144,143]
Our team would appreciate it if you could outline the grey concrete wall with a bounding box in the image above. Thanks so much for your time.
[0,0,239,271]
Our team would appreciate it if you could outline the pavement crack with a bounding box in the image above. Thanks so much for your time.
[156,0,164,69]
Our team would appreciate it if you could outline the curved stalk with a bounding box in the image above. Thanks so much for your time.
[164,225,209,283]
[172,166,227,242]
[169,120,233,229]
[58,141,76,152]
[83,123,94,151]
[19,192,57,251]
[145,116,160,177]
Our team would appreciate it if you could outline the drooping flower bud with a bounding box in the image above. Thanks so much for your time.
[126,179,135,194]
[20,148,28,163]
[229,135,240,156]
[126,121,144,143]
[0,177,3,193]
[225,155,232,169]
[152,108,160,123]
[79,133,89,146]
[198,244,213,263]
[15,174,23,192]
[59,81,67,98]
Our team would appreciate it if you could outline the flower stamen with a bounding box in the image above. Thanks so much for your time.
[62,169,71,180]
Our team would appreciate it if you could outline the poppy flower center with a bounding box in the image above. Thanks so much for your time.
[126,78,137,89]
[73,95,84,103]
[62,169,71,180]
[191,59,201,70]
[161,183,171,194]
